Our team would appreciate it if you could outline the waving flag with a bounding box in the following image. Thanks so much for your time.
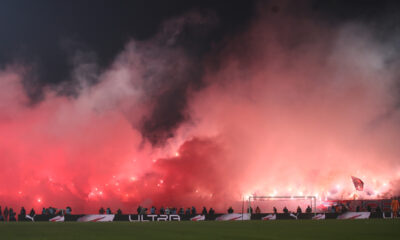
[351,176,364,191]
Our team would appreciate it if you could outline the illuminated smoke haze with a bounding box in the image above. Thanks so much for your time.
[1,2,400,212]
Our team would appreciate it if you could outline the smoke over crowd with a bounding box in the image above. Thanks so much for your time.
[1,2,400,212]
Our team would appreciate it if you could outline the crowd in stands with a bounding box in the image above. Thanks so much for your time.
[0,197,398,221]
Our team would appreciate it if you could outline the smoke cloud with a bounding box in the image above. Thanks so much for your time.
[0,2,400,213]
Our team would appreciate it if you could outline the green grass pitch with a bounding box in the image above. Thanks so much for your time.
[0,219,399,240]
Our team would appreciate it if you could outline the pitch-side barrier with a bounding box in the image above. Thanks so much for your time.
[12,212,396,222]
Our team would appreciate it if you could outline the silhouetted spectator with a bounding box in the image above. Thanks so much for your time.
[106,208,112,214]
[376,206,382,214]
[341,204,348,213]
[4,207,9,221]
[202,207,207,215]
[191,206,196,215]
[42,208,46,215]
[179,208,184,216]
[356,206,360,212]
[296,206,302,214]
[247,207,253,214]
[306,205,312,214]
[185,208,190,216]
[20,207,26,219]
[48,207,55,215]
[9,208,16,221]
[209,208,215,216]
[0,206,3,221]
[273,207,277,214]
[255,206,261,214]
[99,207,105,214]
[283,206,288,214]
[66,206,72,215]
[30,208,35,217]
[137,206,142,214]
[117,209,122,215]
[165,207,170,215]
[331,205,336,213]
[160,206,165,214]
[227,207,234,214]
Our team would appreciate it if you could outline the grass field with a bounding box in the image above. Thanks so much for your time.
[0,219,399,240]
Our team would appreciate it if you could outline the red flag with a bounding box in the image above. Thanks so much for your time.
[351,176,364,191]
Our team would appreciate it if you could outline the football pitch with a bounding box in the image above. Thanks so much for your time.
[0,219,399,240]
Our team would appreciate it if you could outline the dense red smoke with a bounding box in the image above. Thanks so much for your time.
[1,3,400,213]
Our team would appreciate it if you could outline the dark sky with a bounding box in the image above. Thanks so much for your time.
[1,0,400,144]
[1,0,399,86]
[0,0,255,86]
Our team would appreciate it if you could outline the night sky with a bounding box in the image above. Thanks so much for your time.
[1,0,400,212]
[1,0,399,85]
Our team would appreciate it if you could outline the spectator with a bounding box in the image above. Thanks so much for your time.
[227,207,234,214]
[151,206,156,214]
[106,208,112,214]
[140,207,147,215]
[20,207,26,219]
[160,206,165,214]
[185,208,191,216]
[116,209,122,215]
[296,206,302,214]
[273,207,277,214]
[29,208,35,217]
[283,206,288,214]
[247,206,253,214]
[179,208,184,216]
[137,206,142,215]
[331,205,336,213]
[57,209,65,216]
[42,208,46,215]
[0,206,3,221]
[306,205,312,214]
[66,206,72,215]
[48,207,55,215]
[4,207,9,221]
[99,207,105,214]
[376,205,382,214]
[356,206,360,212]
[9,208,16,221]
[341,204,348,213]
[165,207,170,215]
[191,206,196,215]
[255,206,261,214]
[202,207,207,215]
[209,208,215,216]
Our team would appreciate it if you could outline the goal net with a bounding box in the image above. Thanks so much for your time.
[248,196,317,214]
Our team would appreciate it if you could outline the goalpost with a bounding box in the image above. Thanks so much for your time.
[248,196,317,214]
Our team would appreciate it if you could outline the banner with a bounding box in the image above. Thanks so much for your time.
[215,213,250,221]
[262,214,276,220]
[25,215,35,222]
[77,214,115,222]
[49,215,65,222]
[337,212,370,220]
[129,214,181,222]
[190,215,205,221]
[312,214,325,220]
